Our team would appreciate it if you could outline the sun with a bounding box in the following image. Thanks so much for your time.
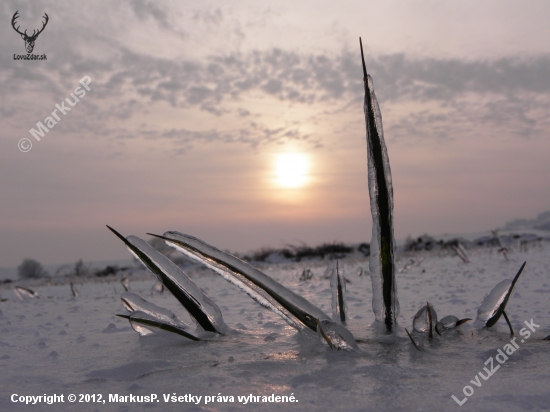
[275,153,310,188]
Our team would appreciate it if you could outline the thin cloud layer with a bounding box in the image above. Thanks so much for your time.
[3,41,550,148]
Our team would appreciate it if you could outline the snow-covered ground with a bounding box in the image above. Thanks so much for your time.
[1,243,549,411]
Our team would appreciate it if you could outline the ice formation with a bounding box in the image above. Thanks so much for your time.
[329,261,347,325]
[435,315,471,335]
[412,303,437,334]
[317,319,359,351]
[476,261,526,332]
[360,38,399,331]
[13,286,39,300]
[121,291,192,332]
[107,226,228,335]
[154,232,330,331]
[118,311,201,341]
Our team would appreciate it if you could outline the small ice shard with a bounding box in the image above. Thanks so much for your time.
[435,315,471,335]
[121,277,130,292]
[14,286,39,300]
[117,311,200,341]
[317,320,358,351]
[476,262,526,333]
[299,269,313,281]
[121,292,191,331]
[70,282,79,297]
[412,302,437,335]
[151,231,334,333]
[360,38,399,332]
[106,226,228,335]
[449,242,470,263]
[329,261,348,325]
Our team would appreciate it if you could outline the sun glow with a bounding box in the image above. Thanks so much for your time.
[275,153,310,188]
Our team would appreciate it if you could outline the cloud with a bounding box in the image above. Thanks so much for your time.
[2,1,550,151]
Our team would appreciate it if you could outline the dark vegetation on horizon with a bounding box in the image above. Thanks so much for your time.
[242,242,369,263]
[12,230,547,282]
[405,232,546,252]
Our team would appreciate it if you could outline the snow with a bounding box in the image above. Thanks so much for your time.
[1,243,549,411]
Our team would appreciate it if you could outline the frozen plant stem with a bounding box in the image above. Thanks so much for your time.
[360,38,398,332]
[405,328,422,351]
[427,301,433,338]
[503,311,514,335]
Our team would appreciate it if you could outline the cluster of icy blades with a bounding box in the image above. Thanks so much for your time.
[152,231,358,351]
[408,262,527,350]
[108,225,358,351]
[107,226,228,339]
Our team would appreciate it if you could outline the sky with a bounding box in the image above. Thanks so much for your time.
[1,0,549,267]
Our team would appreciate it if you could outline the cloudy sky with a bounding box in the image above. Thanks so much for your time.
[1,0,549,267]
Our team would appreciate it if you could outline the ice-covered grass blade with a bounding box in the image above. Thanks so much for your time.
[360,37,398,332]
[405,328,422,351]
[106,226,227,334]
[330,261,347,325]
[121,292,192,331]
[116,313,200,341]
[427,301,433,338]
[14,286,39,300]
[412,303,438,334]
[502,311,514,335]
[435,316,472,335]
[480,261,526,328]
[70,282,79,297]
[149,231,332,333]
[451,242,470,263]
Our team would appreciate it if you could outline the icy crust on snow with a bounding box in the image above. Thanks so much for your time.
[125,235,228,334]
[1,245,550,411]
[160,231,331,332]
[329,261,347,324]
[364,74,399,326]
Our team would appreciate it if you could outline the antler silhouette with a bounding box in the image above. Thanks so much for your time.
[11,11,25,37]
[11,11,49,53]
[33,13,49,39]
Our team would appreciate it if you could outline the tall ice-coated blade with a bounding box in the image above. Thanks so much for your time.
[150,231,332,333]
[106,226,228,334]
[360,38,399,331]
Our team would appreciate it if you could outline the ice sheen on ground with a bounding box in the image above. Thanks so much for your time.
[1,244,550,411]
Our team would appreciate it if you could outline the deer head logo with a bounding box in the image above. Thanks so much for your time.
[11,11,49,54]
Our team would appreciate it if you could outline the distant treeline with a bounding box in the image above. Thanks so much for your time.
[404,232,546,252]
[241,242,371,263]
[16,258,130,280]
